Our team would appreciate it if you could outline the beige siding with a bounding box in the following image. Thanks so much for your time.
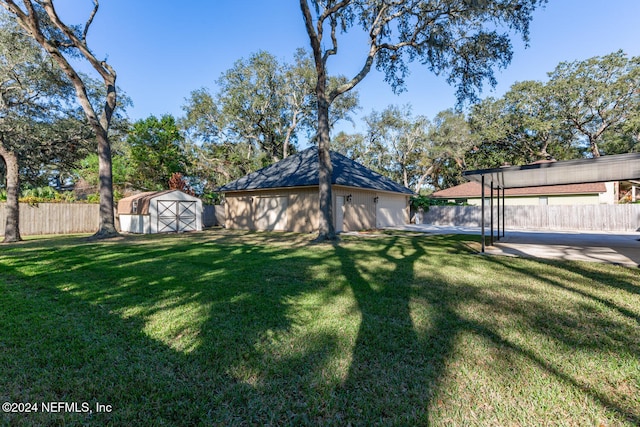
[224,186,409,232]
[225,194,258,230]
[225,188,319,233]
[288,188,318,232]
[334,187,377,231]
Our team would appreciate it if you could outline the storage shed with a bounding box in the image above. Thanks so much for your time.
[117,190,203,234]
[218,148,414,233]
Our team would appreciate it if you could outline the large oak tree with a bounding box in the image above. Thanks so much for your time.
[0,0,119,238]
[547,50,640,157]
[300,0,547,240]
[0,14,90,242]
[128,114,189,191]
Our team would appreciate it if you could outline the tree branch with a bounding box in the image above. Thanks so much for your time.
[39,0,114,84]
[322,15,338,64]
[299,0,322,66]
[82,0,99,43]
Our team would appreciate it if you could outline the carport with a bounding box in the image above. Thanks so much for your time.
[462,153,640,252]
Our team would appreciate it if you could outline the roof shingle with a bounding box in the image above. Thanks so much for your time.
[218,148,413,195]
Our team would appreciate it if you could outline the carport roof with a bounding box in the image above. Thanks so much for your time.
[462,153,640,188]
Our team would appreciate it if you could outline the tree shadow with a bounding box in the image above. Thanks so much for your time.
[332,235,469,424]
[0,231,324,424]
[1,231,638,425]
[481,255,640,424]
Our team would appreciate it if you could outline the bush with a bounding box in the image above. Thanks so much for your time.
[18,187,77,204]
[86,193,100,204]
[201,191,222,205]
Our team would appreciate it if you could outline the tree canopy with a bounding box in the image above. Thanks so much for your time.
[181,48,359,189]
[547,50,640,157]
[334,52,640,194]
[127,114,189,191]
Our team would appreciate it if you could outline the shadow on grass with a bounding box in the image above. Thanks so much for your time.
[1,231,321,425]
[482,254,640,424]
[334,236,453,424]
[0,230,638,425]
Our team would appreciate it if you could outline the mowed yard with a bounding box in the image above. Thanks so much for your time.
[1,230,638,426]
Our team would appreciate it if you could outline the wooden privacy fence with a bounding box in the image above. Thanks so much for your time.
[4,202,638,236]
[0,203,99,236]
[421,205,640,232]
[0,203,227,236]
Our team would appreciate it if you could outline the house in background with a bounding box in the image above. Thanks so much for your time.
[218,148,414,233]
[431,181,618,206]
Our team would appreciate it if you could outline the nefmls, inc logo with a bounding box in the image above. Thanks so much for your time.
[41,402,91,413]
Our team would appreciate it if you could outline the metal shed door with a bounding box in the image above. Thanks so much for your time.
[157,200,197,232]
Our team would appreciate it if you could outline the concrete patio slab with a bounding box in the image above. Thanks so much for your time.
[386,225,640,268]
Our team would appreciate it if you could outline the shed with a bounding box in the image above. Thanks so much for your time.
[117,190,203,234]
[218,148,414,233]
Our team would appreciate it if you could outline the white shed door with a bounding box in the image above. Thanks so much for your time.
[158,200,198,232]
[255,196,288,231]
[376,196,407,228]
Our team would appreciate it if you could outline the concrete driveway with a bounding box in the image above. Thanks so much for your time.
[389,225,640,268]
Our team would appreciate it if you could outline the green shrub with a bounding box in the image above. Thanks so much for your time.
[86,193,100,204]
[201,191,222,205]
[19,187,77,204]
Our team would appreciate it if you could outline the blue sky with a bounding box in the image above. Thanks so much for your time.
[56,0,640,135]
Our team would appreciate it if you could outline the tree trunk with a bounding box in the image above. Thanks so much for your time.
[283,110,300,159]
[0,144,21,243]
[93,127,117,237]
[1,0,120,239]
[414,165,434,194]
[316,95,336,241]
[402,166,409,189]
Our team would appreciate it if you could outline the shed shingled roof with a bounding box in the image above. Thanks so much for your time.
[218,148,414,195]
[117,190,174,215]
[431,181,608,199]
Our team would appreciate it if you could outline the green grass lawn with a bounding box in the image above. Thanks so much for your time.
[1,230,638,426]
